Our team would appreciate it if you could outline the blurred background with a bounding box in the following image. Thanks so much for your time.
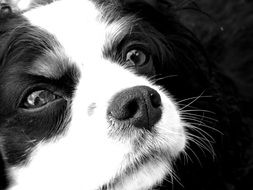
[159,0,253,190]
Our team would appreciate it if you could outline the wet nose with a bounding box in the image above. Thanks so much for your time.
[107,86,162,130]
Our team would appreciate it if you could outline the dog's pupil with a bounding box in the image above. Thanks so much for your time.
[35,96,43,106]
[130,50,140,63]
[27,90,55,107]
[127,49,146,66]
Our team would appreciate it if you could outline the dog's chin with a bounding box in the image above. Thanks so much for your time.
[107,155,171,190]
[102,123,185,190]
[99,144,172,189]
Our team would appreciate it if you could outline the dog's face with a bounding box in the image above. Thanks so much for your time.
[0,0,190,189]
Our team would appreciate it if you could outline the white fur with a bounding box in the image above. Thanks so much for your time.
[9,0,186,189]
[9,0,34,11]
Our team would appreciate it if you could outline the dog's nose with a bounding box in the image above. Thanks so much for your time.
[107,86,162,130]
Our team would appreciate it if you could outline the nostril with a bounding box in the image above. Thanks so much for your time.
[111,99,139,121]
[150,92,161,108]
[125,100,139,119]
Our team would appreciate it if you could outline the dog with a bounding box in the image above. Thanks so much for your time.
[0,0,189,189]
[0,0,253,190]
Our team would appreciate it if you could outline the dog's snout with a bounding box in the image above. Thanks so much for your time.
[108,86,162,130]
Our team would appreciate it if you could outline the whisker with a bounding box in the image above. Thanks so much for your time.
[183,143,195,163]
[153,74,178,82]
[180,150,189,165]
[187,124,215,143]
[177,95,212,104]
[187,136,209,155]
[183,115,216,126]
[185,119,222,135]
[182,112,218,122]
[148,74,163,81]
[185,144,202,166]
[181,109,216,115]
[183,116,216,132]
[187,133,215,157]
[182,148,192,164]
[189,132,214,156]
[169,168,184,188]
[179,90,207,111]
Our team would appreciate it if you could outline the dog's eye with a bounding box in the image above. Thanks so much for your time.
[125,48,149,67]
[23,90,58,109]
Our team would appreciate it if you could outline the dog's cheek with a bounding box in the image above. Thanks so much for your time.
[8,121,130,190]
[0,99,69,166]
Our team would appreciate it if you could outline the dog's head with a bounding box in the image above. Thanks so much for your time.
[0,0,211,189]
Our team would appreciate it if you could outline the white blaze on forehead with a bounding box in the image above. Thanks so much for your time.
[24,0,107,65]
[24,0,139,69]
